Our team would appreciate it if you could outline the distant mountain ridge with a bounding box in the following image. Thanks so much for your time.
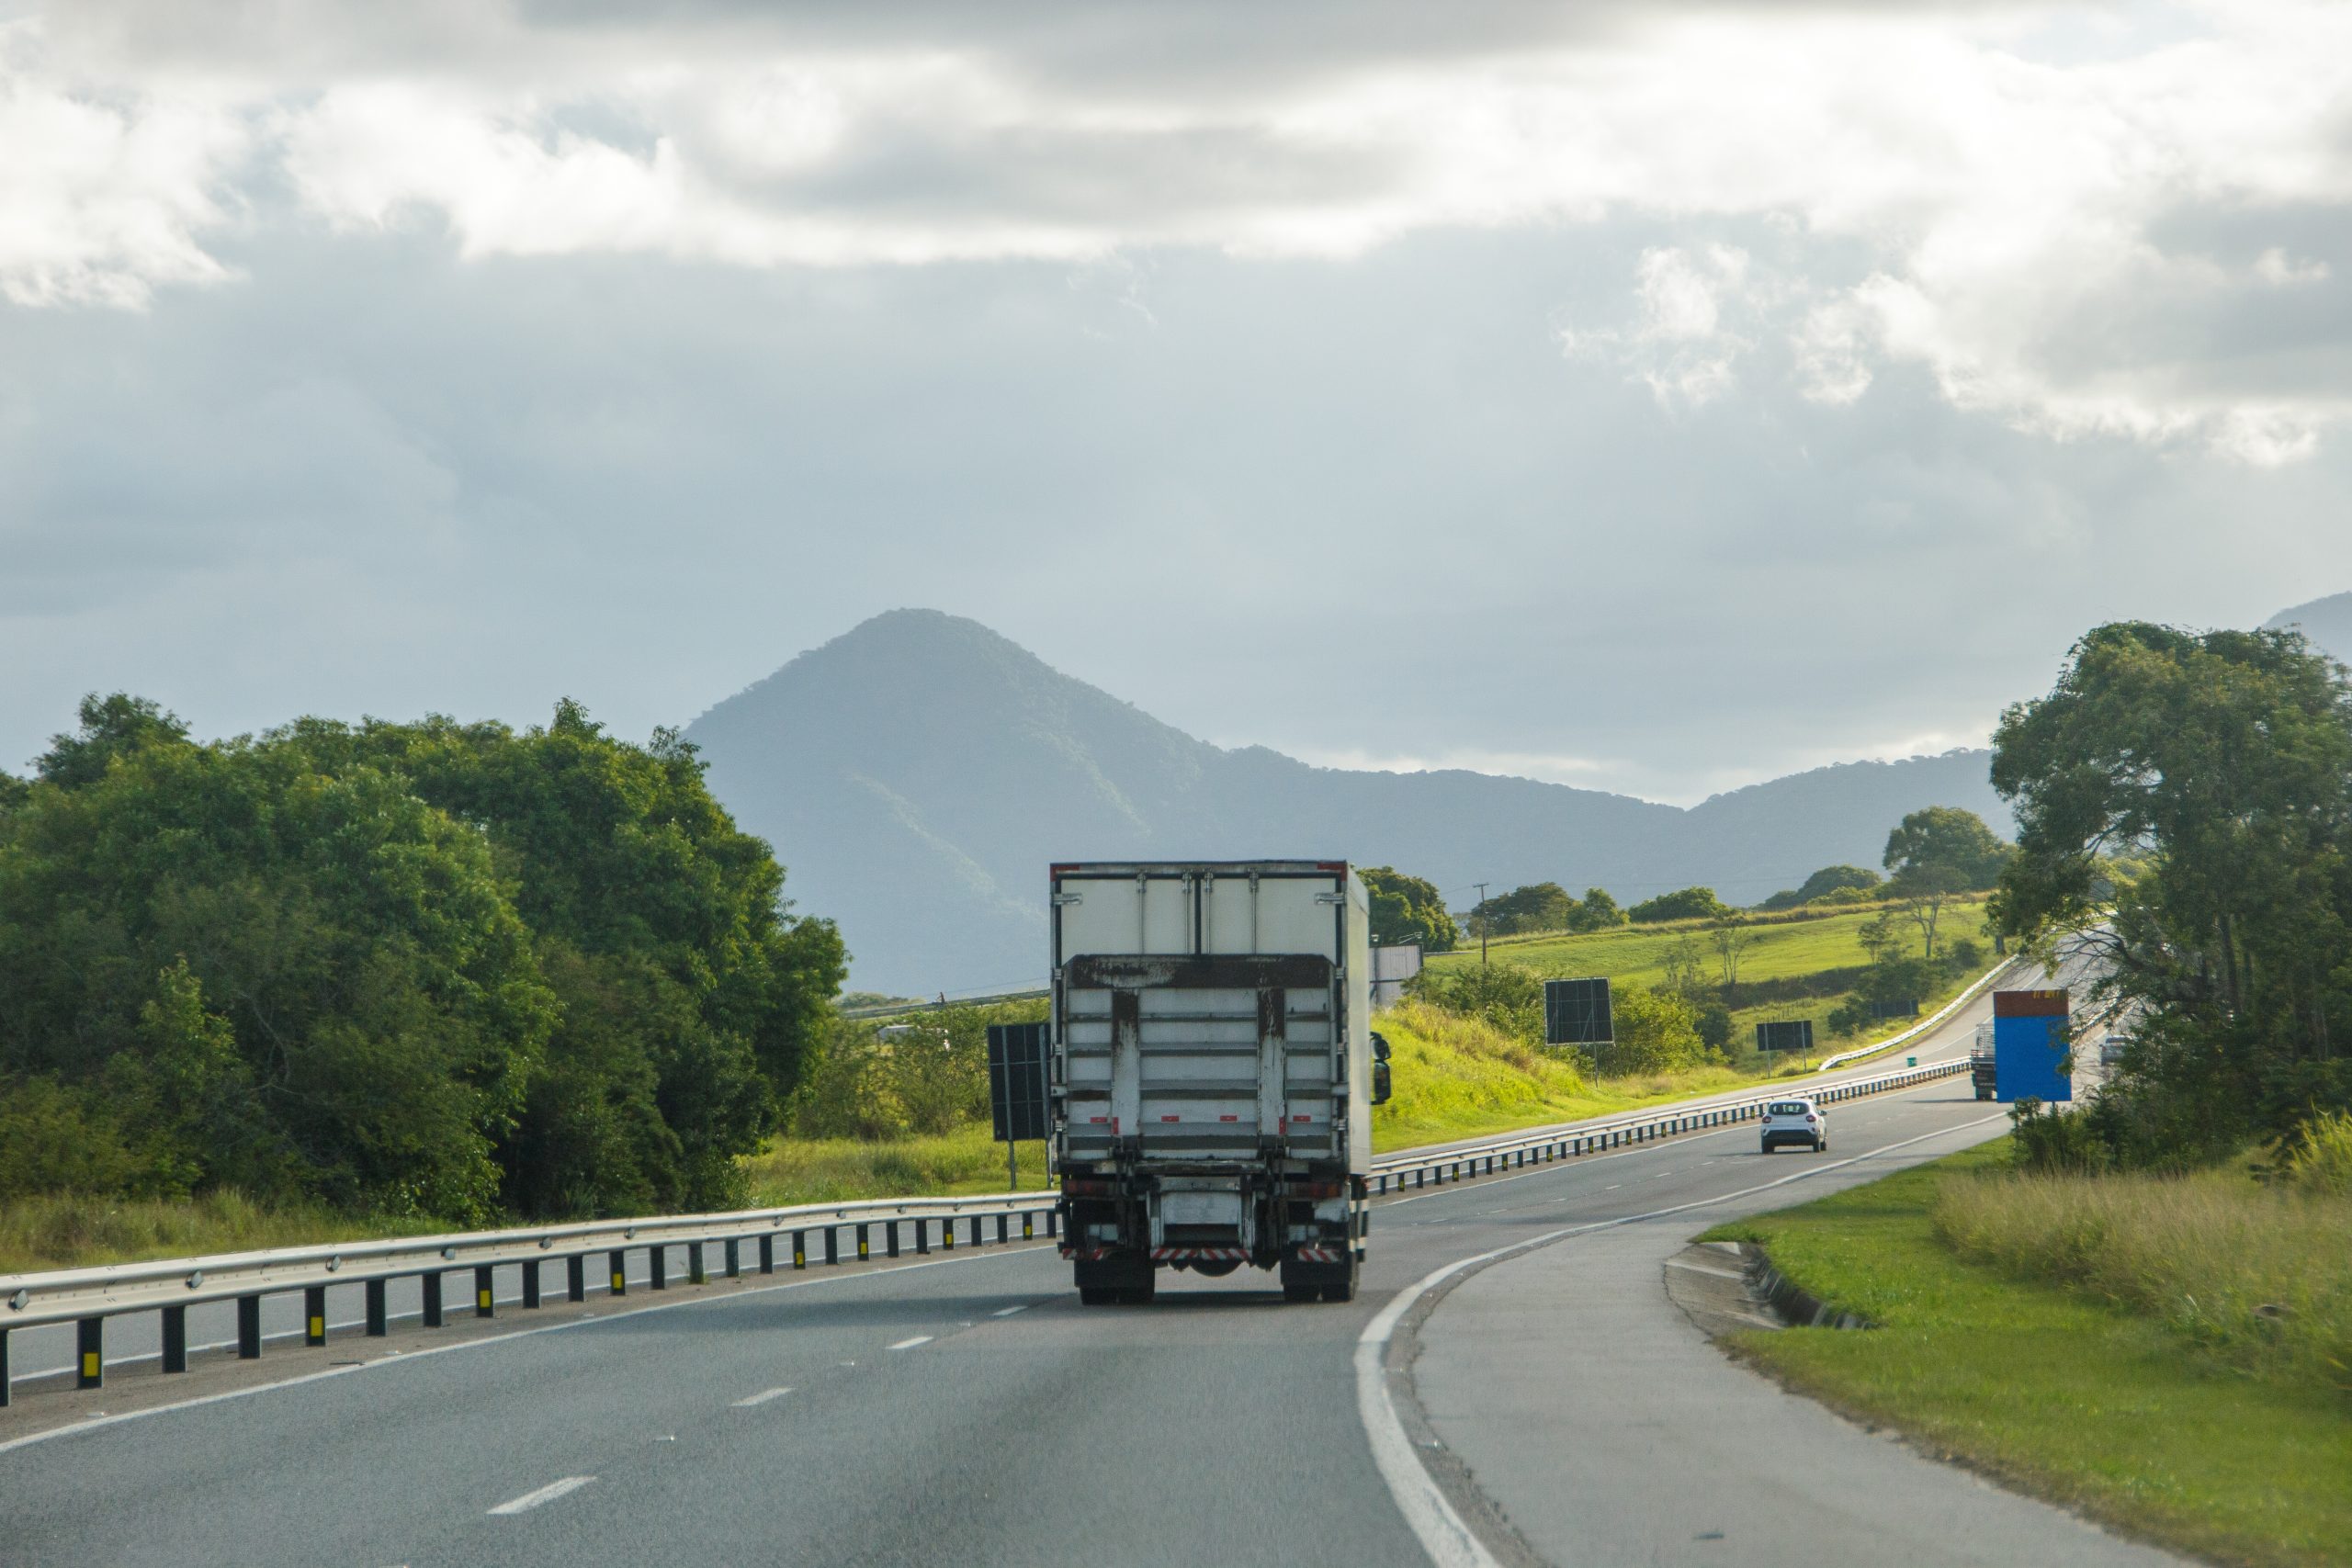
[2266,592,2352,664]
[684,609,2012,993]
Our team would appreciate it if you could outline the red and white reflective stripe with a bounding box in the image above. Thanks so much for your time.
[1293,1246,1347,1263]
[1150,1247,1248,1261]
[1062,1246,1122,1261]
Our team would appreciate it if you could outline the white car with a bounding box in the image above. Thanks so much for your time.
[1760,1098,1827,1154]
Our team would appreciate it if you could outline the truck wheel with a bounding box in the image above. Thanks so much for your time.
[1121,1269,1158,1305]
[1321,1255,1360,1303]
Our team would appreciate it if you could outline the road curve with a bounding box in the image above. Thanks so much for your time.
[0,965,2132,1567]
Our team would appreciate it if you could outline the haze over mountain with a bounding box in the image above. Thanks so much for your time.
[684,611,2011,995]
[2266,592,2352,665]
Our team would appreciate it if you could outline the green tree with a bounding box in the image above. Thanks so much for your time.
[1571,887,1625,930]
[0,693,847,1222]
[1991,623,2352,1162]
[1361,866,1459,953]
[1759,864,1883,910]
[1883,806,2010,959]
[1590,987,1712,1076]
[1473,882,1575,935]
[1626,886,1731,924]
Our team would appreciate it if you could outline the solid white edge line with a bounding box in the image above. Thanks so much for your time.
[990,1304,1030,1317]
[487,1474,595,1515]
[886,1336,933,1350]
[1354,1103,2008,1568]
[731,1386,792,1407]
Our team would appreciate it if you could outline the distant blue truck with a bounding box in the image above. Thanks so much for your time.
[1984,987,2071,1102]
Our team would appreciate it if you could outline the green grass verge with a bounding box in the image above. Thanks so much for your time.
[1702,1142,2352,1567]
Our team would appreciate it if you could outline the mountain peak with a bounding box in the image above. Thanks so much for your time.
[684,611,2009,991]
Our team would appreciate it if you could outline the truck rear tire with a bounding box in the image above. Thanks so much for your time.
[1321,1254,1360,1303]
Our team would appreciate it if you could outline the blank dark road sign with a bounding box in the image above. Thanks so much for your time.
[1757,1020,1815,1055]
[1545,978,1612,1045]
[986,1022,1051,1143]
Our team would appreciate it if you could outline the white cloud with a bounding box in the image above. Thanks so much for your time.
[0,22,248,307]
[11,2,2352,457]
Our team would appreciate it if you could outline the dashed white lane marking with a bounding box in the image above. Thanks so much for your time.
[487,1476,594,1516]
[1603,1184,1622,1190]
[732,1386,792,1407]
[991,1304,1030,1317]
[887,1336,933,1350]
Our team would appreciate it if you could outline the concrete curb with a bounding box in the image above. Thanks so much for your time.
[1737,1241,1872,1331]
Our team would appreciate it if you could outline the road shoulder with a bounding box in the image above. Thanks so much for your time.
[1401,1213,2183,1568]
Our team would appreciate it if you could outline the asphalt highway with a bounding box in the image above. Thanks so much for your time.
[0,961,2151,1568]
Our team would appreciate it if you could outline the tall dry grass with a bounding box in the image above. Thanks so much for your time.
[0,1190,430,1277]
[1932,1145,2352,1393]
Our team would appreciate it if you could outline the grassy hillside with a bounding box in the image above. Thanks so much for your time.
[1429,897,1996,1064]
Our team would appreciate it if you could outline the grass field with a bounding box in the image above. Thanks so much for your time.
[1428,897,1996,1066]
[1704,1141,2352,1567]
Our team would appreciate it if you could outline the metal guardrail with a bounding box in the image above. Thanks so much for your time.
[1362,1055,1975,1195]
[1,1191,1059,1404]
[3,971,2010,1403]
[1816,954,2025,1070]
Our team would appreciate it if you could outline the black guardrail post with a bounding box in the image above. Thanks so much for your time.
[1046,1208,1059,1238]
[1,1326,10,1406]
[609,1248,628,1296]
[725,1238,741,1279]
[163,1304,188,1371]
[524,1259,543,1309]
[305,1285,328,1345]
[474,1265,495,1317]
[758,1235,775,1275]
[423,1272,445,1328]
[76,1316,101,1390]
[824,1226,839,1266]
[650,1246,669,1290]
[792,1229,808,1269]
[365,1280,388,1336]
[238,1294,263,1358]
[917,1219,932,1256]
[997,1214,1009,1244]
[567,1256,585,1303]
[885,1221,899,1258]
[688,1242,707,1285]
[940,1218,953,1251]
[856,1223,871,1261]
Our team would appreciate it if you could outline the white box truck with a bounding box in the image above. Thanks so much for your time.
[1049,861,1388,1304]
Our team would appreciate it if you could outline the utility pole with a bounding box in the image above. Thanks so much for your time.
[1475,881,1489,970]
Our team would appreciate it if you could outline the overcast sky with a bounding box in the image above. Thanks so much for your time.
[6,1,2349,804]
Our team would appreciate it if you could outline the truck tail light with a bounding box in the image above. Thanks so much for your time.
[1293,1181,1344,1200]
[1063,1179,1114,1197]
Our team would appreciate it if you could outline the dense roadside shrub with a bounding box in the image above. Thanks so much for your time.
[1402,962,1544,1044]
[0,693,845,1223]
[1588,986,1715,1077]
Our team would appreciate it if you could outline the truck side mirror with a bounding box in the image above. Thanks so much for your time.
[1371,1031,1391,1062]
[1371,1058,1392,1106]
